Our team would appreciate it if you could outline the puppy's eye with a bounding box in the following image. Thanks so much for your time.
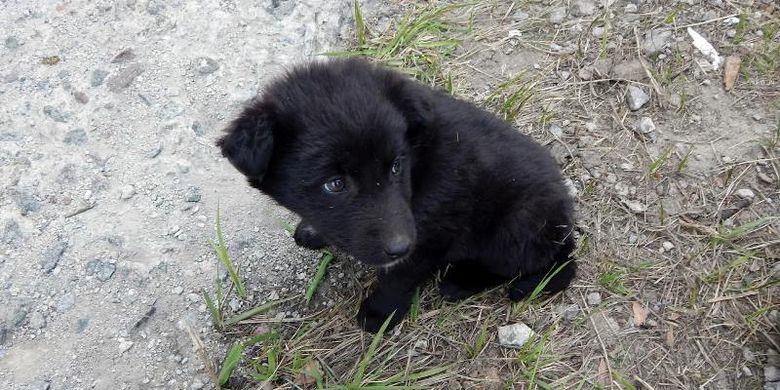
[391,158,402,175]
[323,177,346,193]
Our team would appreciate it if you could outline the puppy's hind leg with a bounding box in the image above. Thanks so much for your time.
[293,220,327,250]
[508,260,577,302]
[439,262,508,301]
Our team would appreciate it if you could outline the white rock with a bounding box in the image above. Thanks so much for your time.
[119,184,136,200]
[626,85,650,111]
[548,7,567,24]
[587,292,602,305]
[662,241,675,251]
[498,323,535,348]
[623,199,647,214]
[635,117,656,141]
[734,188,755,200]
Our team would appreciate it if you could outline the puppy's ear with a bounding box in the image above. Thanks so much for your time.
[385,76,435,133]
[217,105,275,182]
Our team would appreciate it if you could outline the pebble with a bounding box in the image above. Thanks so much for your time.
[119,184,136,200]
[72,91,89,104]
[578,67,594,80]
[625,3,638,12]
[623,199,647,214]
[626,85,650,111]
[643,29,672,55]
[15,191,41,215]
[548,124,564,138]
[548,7,567,24]
[190,381,204,390]
[111,48,136,63]
[662,241,675,251]
[758,172,774,184]
[13,306,28,327]
[63,128,87,145]
[195,57,219,74]
[559,304,579,321]
[586,292,602,305]
[41,241,67,273]
[173,286,184,295]
[2,219,22,245]
[43,105,69,122]
[497,322,535,348]
[29,312,47,329]
[734,188,755,200]
[107,63,144,91]
[91,69,109,87]
[144,144,162,158]
[118,338,134,353]
[57,293,76,312]
[5,36,20,49]
[0,324,7,345]
[191,121,205,136]
[86,259,116,282]
[184,186,202,202]
[570,0,596,16]
[752,113,763,122]
[635,117,656,140]
[612,60,646,81]
[76,318,89,333]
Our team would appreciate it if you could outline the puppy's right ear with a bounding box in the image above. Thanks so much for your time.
[217,105,275,182]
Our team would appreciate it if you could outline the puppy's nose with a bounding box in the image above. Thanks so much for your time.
[384,234,412,258]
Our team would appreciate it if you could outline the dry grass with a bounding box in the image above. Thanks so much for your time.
[205,1,779,388]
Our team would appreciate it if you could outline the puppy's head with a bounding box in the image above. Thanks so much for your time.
[218,58,433,267]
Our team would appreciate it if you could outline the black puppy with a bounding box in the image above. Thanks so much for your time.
[218,58,576,332]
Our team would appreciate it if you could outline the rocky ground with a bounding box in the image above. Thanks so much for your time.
[0,1,377,389]
[1,0,778,389]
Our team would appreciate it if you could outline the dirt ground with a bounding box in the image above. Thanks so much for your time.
[1,0,778,389]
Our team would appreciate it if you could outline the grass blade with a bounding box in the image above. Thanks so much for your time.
[218,342,243,386]
[354,0,366,47]
[212,206,247,299]
[203,289,223,329]
[305,251,335,305]
[223,295,298,327]
[352,312,396,386]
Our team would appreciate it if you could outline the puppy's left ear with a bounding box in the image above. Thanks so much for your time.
[385,76,435,133]
[216,104,275,183]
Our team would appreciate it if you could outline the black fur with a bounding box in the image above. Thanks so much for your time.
[218,58,576,332]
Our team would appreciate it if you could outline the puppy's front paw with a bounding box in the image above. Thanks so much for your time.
[293,222,327,250]
[356,294,406,333]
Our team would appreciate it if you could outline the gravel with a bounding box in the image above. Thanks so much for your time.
[195,57,220,74]
[643,29,672,55]
[40,241,68,274]
[63,128,87,145]
[85,259,116,282]
[106,63,144,91]
[586,292,602,306]
[570,0,596,17]
[635,117,657,141]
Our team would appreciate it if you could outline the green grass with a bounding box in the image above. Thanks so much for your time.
[464,322,489,358]
[327,2,467,87]
[210,206,247,299]
[485,73,535,123]
[598,267,630,296]
[305,251,335,305]
[218,342,244,386]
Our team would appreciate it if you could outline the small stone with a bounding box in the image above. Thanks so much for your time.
[190,381,204,390]
[726,29,736,38]
[63,128,87,145]
[752,113,763,122]
[57,293,75,312]
[626,85,651,110]
[15,191,41,215]
[743,347,756,363]
[587,292,602,306]
[111,48,136,63]
[635,117,656,140]
[669,93,682,108]
[548,124,564,138]
[195,57,219,74]
[147,0,165,14]
[29,312,46,329]
[548,7,567,24]
[86,259,116,282]
[41,241,67,273]
[41,56,60,65]
[72,91,89,104]
[5,36,20,49]
[76,318,89,333]
[643,29,672,55]
[43,105,68,122]
[570,0,596,16]
[144,144,162,158]
[497,323,535,348]
[13,306,28,327]
[592,27,605,38]
[173,286,184,295]
[118,338,134,353]
[0,323,7,345]
[612,60,647,81]
[578,67,594,80]
[758,172,774,184]
[119,184,136,200]
[106,63,144,92]
[662,241,675,251]
[184,186,202,202]
[2,219,22,245]
[734,188,755,200]
[623,199,647,214]
[91,69,109,87]
[625,3,638,12]
[191,121,205,136]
